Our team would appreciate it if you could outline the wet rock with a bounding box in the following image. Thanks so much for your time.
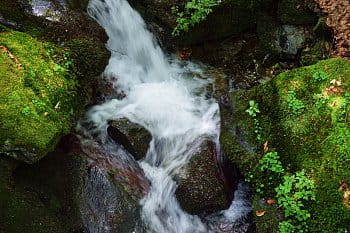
[7,134,149,233]
[175,139,238,215]
[108,118,152,160]
[29,0,65,21]
[205,68,230,99]
[258,17,311,57]
[65,0,89,10]
[0,12,18,28]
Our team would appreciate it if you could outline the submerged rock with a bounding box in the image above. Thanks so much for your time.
[108,118,152,161]
[175,139,238,215]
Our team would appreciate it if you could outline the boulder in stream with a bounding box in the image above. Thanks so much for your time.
[1,134,149,233]
[175,139,238,215]
[108,118,152,161]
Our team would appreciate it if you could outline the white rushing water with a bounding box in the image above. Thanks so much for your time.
[85,0,251,232]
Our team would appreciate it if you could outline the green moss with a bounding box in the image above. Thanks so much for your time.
[0,28,81,163]
[277,0,317,25]
[65,39,110,80]
[222,58,350,232]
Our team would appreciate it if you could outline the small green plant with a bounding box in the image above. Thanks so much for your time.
[172,0,222,36]
[21,106,31,116]
[278,220,296,233]
[286,91,305,116]
[246,100,263,142]
[275,171,315,232]
[32,100,47,112]
[312,70,329,82]
[260,152,284,173]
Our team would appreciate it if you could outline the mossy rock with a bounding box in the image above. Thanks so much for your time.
[0,156,66,233]
[277,0,317,25]
[0,28,94,163]
[300,40,330,66]
[221,58,350,232]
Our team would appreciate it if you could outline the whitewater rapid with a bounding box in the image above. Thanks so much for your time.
[80,0,252,232]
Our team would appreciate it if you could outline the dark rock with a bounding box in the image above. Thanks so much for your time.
[175,139,238,215]
[108,118,152,160]
[5,134,149,233]
[0,155,67,233]
[130,0,275,45]
[300,40,330,66]
[278,0,317,25]
[65,0,89,10]
[258,16,311,57]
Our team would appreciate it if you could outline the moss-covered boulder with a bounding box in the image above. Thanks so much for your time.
[0,27,107,164]
[221,58,350,232]
[0,28,76,163]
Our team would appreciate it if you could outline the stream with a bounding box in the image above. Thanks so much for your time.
[77,0,252,232]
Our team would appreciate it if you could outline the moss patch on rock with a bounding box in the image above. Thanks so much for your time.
[0,27,108,163]
[221,58,350,232]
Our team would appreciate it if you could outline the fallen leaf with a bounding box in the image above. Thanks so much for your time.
[323,86,344,96]
[263,141,269,153]
[178,47,192,60]
[267,199,275,205]
[255,210,266,217]
[330,79,342,86]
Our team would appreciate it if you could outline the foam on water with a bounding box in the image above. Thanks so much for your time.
[82,0,252,232]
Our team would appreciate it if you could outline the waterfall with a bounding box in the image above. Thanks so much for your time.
[80,0,251,232]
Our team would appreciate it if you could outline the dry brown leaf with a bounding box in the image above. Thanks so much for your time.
[330,79,342,86]
[323,86,344,96]
[255,210,266,217]
[263,141,269,153]
[179,47,192,60]
[267,199,275,205]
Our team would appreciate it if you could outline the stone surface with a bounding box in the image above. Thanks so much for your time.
[108,118,152,160]
[277,0,317,25]
[0,134,149,233]
[258,17,311,57]
[175,139,238,215]
[130,0,275,45]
